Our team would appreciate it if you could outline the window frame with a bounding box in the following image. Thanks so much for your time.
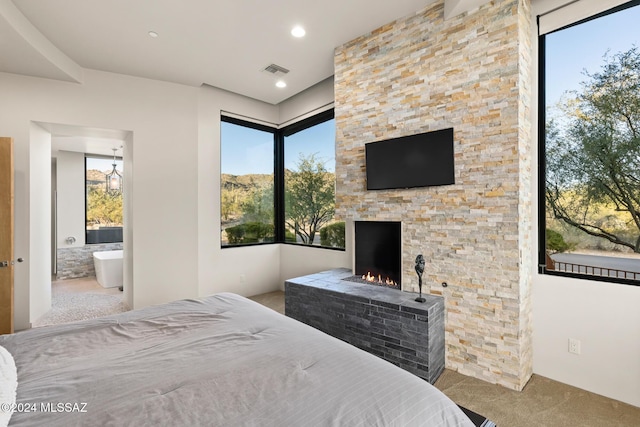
[221,109,344,251]
[537,0,640,286]
[84,154,124,245]
[220,116,277,248]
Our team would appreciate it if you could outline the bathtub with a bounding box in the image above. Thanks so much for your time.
[93,250,123,288]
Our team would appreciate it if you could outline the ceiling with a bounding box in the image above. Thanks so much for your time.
[1,0,439,105]
[38,122,130,157]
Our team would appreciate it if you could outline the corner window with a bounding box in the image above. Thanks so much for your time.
[539,1,640,284]
[85,156,123,244]
[220,110,344,249]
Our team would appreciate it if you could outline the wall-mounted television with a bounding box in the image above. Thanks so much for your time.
[365,127,455,190]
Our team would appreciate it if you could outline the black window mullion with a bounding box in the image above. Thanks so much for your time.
[274,130,285,242]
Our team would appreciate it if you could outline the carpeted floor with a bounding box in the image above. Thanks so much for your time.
[435,368,640,427]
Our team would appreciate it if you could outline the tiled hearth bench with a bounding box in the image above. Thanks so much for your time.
[285,268,445,384]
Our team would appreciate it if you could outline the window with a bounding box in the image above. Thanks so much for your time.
[284,112,343,248]
[539,1,640,284]
[220,118,275,246]
[85,156,123,244]
[220,110,344,249]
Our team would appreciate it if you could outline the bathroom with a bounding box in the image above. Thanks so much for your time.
[36,127,130,327]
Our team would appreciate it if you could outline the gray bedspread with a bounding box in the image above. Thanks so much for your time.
[1,293,473,426]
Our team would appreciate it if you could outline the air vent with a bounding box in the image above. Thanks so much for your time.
[261,63,290,76]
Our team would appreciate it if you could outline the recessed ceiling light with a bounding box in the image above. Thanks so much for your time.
[291,26,305,38]
[148,31,159,38]
[276,80,287,88]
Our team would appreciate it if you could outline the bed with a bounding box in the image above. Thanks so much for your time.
[0,293,475,426]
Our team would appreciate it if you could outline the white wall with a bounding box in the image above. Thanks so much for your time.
[279,77,334,125]
[0,69,200,329]
[123,132,134,308]
[531,0,640,408]
[28,123,51,323]
[55,150,85,248]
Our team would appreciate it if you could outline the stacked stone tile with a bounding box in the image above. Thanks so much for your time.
[285,268,445,384]
[56,242,123,280]
[334,0,532,391]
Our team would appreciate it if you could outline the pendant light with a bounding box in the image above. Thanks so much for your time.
[106,147,122,195]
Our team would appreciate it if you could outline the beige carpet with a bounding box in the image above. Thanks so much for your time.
[435,369,640,427]
[253,290,640,427]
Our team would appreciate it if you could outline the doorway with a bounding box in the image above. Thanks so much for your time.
[32,123,133,327]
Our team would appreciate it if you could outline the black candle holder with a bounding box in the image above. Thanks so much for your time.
[414,254,426,303]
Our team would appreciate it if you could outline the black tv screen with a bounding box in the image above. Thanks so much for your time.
[365,128,455,190]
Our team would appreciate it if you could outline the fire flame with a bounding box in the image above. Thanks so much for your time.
[362,272,397,286]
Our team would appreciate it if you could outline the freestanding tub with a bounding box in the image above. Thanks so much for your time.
[93,250,123,288]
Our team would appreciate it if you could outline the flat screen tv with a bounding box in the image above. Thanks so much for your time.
[365,127,455,190]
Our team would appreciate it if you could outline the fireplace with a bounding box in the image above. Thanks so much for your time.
[353,221,401,288]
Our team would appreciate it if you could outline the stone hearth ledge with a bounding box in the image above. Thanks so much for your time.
[285,268,444,383]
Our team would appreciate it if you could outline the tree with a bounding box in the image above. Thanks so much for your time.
[221,183,246,222]
[241,180,274,224]
[285,154,336,245]
[546,47,640,252]
[86,186,123,227]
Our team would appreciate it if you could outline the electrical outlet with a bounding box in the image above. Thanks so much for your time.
[239,274,246,283]
[568,338,581,355]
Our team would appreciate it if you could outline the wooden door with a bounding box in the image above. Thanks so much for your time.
[0,137,14,334]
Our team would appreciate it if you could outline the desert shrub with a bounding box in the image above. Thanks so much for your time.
[225,224,246,244]
[225,222,273,244]
[320,222,345,248]
[546,228,574,253]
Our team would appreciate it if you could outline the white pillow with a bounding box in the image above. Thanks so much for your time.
[0,345,17,427]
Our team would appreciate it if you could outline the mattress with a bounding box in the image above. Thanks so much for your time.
[0,293,474,426]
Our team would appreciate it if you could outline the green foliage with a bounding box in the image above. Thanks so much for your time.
[285,154,336,245]
[545,228,574,254]
[221,174,273,223]
[546,47,640,253]
[220,155,337,247]
[320,222,345,248]
[224,222,274,245]
[240,180,274,225]
[285,229,296,242]
[86,186,123,227]
[224,224,246,244]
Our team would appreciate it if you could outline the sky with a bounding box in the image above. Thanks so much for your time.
[86,157,123,174]
[221,118,335,176]
[545,3,640,107]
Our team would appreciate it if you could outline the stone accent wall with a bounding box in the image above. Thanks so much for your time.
[57,243,123,280]
[334,0,532,390]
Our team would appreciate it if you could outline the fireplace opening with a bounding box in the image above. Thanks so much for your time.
[352,221,401,288]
